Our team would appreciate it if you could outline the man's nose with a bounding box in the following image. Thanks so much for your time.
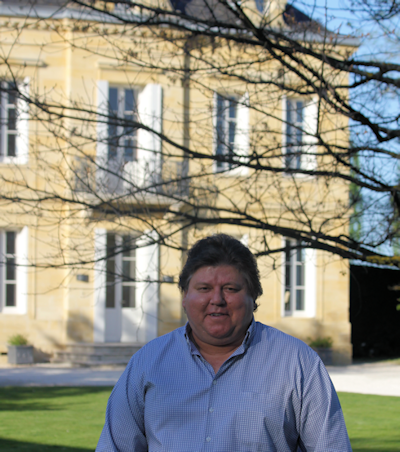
[210,288,226,305]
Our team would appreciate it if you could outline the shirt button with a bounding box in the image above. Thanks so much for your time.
[206,437,211,442]
[212,380,217,385]
[209,407,214,413]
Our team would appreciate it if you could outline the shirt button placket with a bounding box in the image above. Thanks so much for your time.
[206,436,211,442]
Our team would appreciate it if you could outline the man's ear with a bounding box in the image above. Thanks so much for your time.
[182,292,188,308]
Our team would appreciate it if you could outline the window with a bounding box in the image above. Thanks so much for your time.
[0,228,28,314]
[283,238,316,317]
[0,80,29,162]
[105,233,136,309]
[215,94,237,171]
[285,99,303,170]
[284,98,318,172]
[96,81,162,192]
[108,87,138,164]
[1,231,17,307]
[214,92,250,175]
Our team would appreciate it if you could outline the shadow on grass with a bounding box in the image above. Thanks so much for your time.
[351,438,400,452]
[0,387,111,411]
[0,437,93,451]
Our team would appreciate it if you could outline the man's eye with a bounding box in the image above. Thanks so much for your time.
[225,287,239,292]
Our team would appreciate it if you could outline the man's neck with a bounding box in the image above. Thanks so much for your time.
[189,330,246,373]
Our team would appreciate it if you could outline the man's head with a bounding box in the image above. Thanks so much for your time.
[178,234,263,310]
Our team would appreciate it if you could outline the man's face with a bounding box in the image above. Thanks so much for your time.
[182,265,254,349]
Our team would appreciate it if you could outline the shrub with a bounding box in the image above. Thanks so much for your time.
[8,334,29,346]
[308,336,333,349]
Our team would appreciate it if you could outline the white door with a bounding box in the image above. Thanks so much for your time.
[94,230,159,343]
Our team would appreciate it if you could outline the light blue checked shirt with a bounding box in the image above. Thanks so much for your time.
[96,320,351,452]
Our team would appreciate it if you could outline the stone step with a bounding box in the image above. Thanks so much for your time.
[52,342,143,366]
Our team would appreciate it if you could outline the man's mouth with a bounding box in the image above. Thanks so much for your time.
[209,313,227,317]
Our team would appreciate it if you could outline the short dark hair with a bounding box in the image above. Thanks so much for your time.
[178,234,263,310]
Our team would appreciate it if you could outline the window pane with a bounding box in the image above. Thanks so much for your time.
[7,135,16,157]
[296,289,304,311]
[125,89,134,111]
[296,264,304,286]
[229,99,236,118]
[6,284,16,307]
[122,285,135,308]
[6,231,16,254]
[217,95,224,117]
[8,108,16,130]
[122,260,131,282]
[296,246,304,262]
[284,289,291,312]
[6,257,16,280]
[122,236,135,256]
[109,88,118,112]
[106,285,115,308]
[107,234,116,253]
[296,101,303,122]
[8,85,17,105]
[229,122,236,148]
[124,138,134,162]
[106,259,115,283]
[106,234,115,309]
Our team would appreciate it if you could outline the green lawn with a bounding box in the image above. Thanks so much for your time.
[0,387,111,451]
[0,387,399,451]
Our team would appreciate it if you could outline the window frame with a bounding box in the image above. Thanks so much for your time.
[282,238,316,318]
[215,93,238,172]
[282,97,318,174]
[108,86,138,165]
[0,79,29,164]
[105,232,137,310]
[0,228,28,315]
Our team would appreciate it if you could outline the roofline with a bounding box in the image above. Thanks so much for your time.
[0,3,360,47]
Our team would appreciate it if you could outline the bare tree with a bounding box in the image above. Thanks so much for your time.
[1,0,400,270]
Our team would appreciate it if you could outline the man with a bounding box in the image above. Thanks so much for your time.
[96,234,352,452]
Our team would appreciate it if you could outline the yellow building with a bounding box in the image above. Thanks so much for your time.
[0,0,355,364]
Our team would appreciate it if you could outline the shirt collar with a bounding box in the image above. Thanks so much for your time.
[184,318,256,356]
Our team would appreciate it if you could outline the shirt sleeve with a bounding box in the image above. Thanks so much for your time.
[96,357,148,452]
[298,356,352,452]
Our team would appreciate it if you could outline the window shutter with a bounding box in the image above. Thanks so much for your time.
[135,232,159,342]
[16,77,29,164]
[137,84,162,187]
[233,92,250,176]
[302,98,318,172]
[94,228,107,342]
[212,91,218,171]
[304,247,317,317]
[96,80,109,192]
[16,226,28,314]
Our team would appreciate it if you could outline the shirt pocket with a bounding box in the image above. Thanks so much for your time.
[233,392,278,452]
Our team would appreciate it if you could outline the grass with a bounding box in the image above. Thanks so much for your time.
[339,392,400,452]
[0,387,399,451]
[0,387,111,451]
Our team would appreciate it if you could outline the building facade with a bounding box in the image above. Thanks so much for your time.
[0,0,353,364]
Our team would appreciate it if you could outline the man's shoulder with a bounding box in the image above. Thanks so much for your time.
[130,326,187,364]
[253,321,318,360]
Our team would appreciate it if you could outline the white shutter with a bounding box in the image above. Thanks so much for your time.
[212,91,219,172]
[233,92,250,176]
[94,228,107,342]
[304,247,317,317]
[16,226,28,315]
[135,231,159,342]
[137,84,162,187]
[302,98,318,172]
[16,77,29,164]
[96,80,109,192]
